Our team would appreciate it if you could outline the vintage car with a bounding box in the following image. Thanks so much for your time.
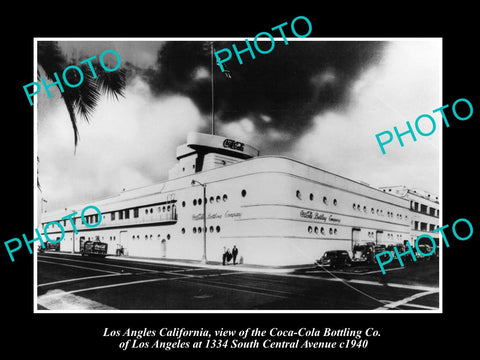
[317,250,351,269]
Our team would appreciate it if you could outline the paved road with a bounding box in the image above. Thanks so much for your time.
[36,252,439,311]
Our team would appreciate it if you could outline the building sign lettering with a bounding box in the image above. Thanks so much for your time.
[223,138,245,152]
[300,210,341,223]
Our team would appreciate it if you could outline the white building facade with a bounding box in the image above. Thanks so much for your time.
[41,133,419,266]
[379,186,440,247]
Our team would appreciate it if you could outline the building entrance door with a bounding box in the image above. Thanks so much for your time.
[161,239,167,258]
[351,228,361,249]
[119,230,128,256]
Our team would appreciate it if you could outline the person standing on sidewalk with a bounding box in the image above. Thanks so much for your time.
[222,247,227,265]
[232,245,239,265]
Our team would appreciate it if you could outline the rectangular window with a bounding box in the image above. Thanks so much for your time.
[134,208,139,218]
[119,211,123,220]
[429,207,436,216]
[429,224,436,232]
[111,212,115,221]
[125,209,130,219]
[420,204,428,214]
[420,222,427,231]
[414,221,419,230]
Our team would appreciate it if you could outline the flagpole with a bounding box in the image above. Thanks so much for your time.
[210,41,215,136]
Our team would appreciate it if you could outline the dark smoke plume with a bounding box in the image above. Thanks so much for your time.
[145,40,385,140]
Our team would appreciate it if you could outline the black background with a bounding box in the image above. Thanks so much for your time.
[3,5,478,357]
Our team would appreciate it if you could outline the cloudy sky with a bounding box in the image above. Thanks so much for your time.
[36,38,441,214]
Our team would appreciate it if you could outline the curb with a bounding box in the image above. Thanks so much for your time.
[104,255,306,274]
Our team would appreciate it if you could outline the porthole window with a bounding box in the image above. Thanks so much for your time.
[163,206,166,212]
[209,226,214,233]
[309,193,314,201]
[314,226,319,234]
[181,228,185,234]
[241,189,247,197]
[334,229,338,235]
[150,235,153,240]
[371,208,374,214]
[145,235,148,240]
[223,194,228,202]
[167,234,171,240]
[198,198,202,206]
[210,196,214,204]
[296,190,302,200]
[333,199,337,206]
[308,226,313,233]
[198,227,202,233]
[329,228,333,235]
[363,206,367,212]
[193,199,197,206]
[216,196,221,203]
[353,203,356,210]
[321,227,325,235]
[216,226,221,233]
[323,196,327,205]
[193,227,197,234]
[145,209,148,215]
[167,205,171,212]
[182,201,186,207]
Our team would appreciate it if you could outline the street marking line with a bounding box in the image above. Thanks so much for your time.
[182,277,298,297]
[177,278,289,299]
[305,267,405,275]
[38,289,116,310]
[38,273,131,287]
[268,272,439,293]
[36,271,272,305]
[37,276,190,300]
[398,303,438,310]
[38,260,119,274]
[38,255,160,273]
[374,290,438,310]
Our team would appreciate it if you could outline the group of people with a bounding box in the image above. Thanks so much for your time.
[222,245,239,265]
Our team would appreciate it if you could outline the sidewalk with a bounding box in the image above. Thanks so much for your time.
[104,254,315,274]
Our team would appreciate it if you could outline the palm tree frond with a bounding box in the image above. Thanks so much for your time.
[95,66,127,100]
[62,95,80,147]
[38,41,126,148]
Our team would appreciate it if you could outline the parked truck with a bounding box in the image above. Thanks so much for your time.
[81,240,108,257]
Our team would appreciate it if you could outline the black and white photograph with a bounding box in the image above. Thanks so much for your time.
[34,37,441,312]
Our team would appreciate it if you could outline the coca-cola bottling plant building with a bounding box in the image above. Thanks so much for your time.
[40,132,439,266]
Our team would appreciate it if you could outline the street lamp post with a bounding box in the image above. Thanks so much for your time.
[191,179,207,264]
[65,208,76,254]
